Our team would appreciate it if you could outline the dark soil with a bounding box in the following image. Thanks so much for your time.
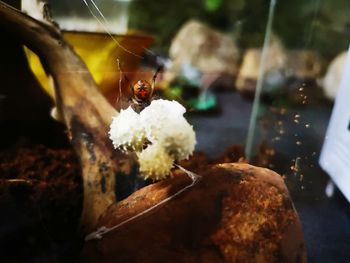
[0,135,83,262]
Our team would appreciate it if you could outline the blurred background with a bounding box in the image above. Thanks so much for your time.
[1,0,350,262]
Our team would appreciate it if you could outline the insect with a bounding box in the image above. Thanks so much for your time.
[117,59,162,113]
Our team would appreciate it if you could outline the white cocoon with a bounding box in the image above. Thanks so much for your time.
[109,99,196,180]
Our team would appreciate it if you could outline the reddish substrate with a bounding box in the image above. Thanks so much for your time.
[0,142,83,262]
[0,134,276,262]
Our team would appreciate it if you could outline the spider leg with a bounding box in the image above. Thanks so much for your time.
[117,59,133,93]
[151,66,163,96]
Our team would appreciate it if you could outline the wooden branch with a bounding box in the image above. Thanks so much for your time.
[0,1,121,231]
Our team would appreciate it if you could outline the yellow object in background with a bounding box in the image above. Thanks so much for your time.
[24,31,153,104]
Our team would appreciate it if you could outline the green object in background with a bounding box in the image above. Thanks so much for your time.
[169,86,183,98]
[204,0,223,12]
[164,86,183,100]
[162,84,217,111]
[188,91,217,111]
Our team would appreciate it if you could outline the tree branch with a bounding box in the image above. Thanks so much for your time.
[0,1,122,231]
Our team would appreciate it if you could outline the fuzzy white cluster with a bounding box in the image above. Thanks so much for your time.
[137,144,174,181]
[109,107,146,152]
[109,99,196,181]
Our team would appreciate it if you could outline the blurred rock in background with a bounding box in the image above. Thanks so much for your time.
[235,36,286,97]
[321,51,347,101]
[168,20,239,82]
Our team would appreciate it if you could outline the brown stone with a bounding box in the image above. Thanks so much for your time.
[169,20,240,75]
[165,20,240,91]
[235,36,287,95]
[81,163,306,263]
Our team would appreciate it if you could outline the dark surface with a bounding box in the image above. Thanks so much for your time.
[0,142,83,262]
[188,92,350,263]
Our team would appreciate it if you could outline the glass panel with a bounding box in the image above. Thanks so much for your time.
[245,1,350,261]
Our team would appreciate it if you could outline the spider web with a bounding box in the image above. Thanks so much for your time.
[81,0,142,59]
[85,165,201,241]
[80,0,202,241]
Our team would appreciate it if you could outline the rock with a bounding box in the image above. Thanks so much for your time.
[322,51,347,100]
[283,50,325,105]
[236,36,324,99]
[235,37,287,96]
[167,20,240,90]
[285,50,324,80]
[81,163,306,263]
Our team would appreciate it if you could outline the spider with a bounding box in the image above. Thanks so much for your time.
[117,59,162,113]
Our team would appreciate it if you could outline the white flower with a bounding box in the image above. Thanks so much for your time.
[109,107,146,152]
[137,143,174,181]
